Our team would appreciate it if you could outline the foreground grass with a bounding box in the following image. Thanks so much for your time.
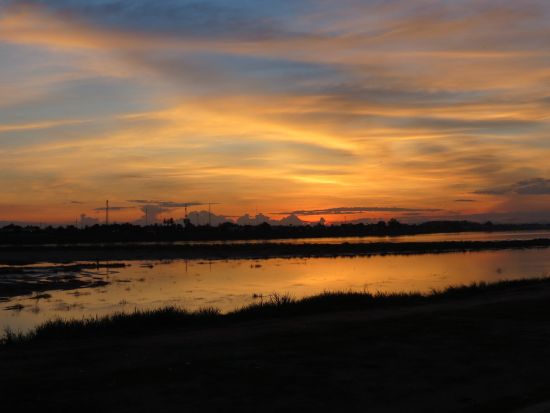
[4,276,550,345]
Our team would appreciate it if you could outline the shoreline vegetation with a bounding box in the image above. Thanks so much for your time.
[4,277,550,411]
[1,220,549,245]
[4,276,550,345]
[0,238,548,264]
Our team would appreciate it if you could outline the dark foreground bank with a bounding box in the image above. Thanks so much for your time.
[3,279,550,412]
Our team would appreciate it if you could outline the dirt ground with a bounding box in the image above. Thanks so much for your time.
[2,282,550,412]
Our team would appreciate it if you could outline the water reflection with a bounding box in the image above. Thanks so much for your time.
[1,248,549,332]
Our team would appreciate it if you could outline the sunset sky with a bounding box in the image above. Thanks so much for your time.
[0,0,549,224]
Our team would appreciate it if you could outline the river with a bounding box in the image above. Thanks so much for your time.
[1,244,549,332]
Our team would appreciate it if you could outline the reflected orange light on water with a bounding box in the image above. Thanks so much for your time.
[2,248,549,332]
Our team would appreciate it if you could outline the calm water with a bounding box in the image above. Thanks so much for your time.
[1,247,549,332]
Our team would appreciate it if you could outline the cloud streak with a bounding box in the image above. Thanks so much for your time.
[475,178,550,196]
[272,207,444,216]
[93,206,134,212]
[128,200,209,208]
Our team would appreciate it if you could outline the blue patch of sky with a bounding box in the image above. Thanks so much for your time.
[165,51,347,94]
[0,76,160,124]
[18,0,318,38]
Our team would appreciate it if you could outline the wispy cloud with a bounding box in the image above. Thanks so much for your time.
[272,207,444,216]
[0,119,89,133]
[128,200,209,208]
[475,178,550,196]
[93,206,134,211]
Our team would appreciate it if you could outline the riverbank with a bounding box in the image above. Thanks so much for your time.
[3,222,548,245]
[3,277,550,411]
[0,238,549,264]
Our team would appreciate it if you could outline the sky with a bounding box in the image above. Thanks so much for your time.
[0,0,549,224]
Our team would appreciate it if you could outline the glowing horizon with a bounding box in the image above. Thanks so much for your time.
[0,0,549,225]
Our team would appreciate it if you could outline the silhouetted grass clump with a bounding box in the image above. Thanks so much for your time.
[1,306,221,345]
[3,277,550,346]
